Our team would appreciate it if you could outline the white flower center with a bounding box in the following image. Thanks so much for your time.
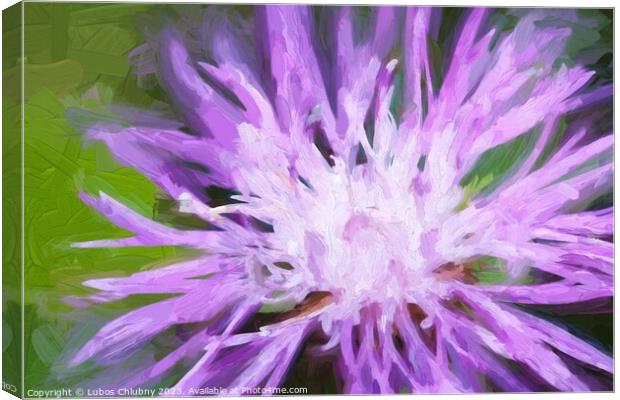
[285,166,434,310]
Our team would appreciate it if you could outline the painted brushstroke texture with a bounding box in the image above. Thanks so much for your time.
[70,6,613,394]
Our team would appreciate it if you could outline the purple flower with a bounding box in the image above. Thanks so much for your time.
[70,6,613,394]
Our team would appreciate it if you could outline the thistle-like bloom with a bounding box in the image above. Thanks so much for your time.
[70,6,613,393]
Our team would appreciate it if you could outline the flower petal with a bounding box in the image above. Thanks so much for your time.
[70,276,250,366]
[73,192,221,249]
[158,28,243,151]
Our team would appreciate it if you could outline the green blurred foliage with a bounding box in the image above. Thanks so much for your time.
[13,2,187,389]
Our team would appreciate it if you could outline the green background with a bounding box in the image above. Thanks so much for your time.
[1,2,613,393]
[5,2,198,391]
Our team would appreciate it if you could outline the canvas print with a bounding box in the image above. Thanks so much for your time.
[2,2,614,397]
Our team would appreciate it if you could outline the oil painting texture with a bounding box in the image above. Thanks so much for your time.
[13,4,613,396]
